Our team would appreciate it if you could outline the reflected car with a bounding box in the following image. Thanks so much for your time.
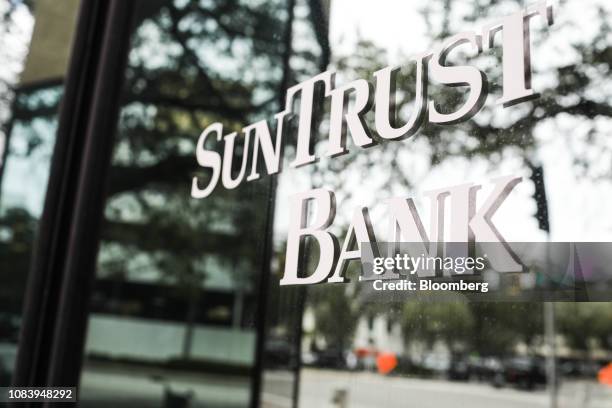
[447,358,470,381]
[560,358,609,378]
[264,339,294,369]
[447,356,502,381]
[492,357,547,390]
[310,348,347,369]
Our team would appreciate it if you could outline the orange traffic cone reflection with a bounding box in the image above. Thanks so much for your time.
[376,353,397,375]
[598,363,612,386]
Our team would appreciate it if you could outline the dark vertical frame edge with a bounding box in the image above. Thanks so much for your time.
[249,0,296,406]
[10,0,134,405]
[12,0,108,390]
[46,0,135,392]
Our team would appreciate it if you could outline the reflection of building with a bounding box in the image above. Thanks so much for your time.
[87,279,257,365]
[302,307,404,355]
[19,0,80,85]
[352,314,404,355]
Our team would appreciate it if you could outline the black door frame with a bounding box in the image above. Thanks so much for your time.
[12,0,135,404]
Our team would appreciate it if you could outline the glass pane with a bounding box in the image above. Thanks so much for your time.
[80,0,612,407]
[0,0,79,386]
[79,1,326,407]
[272,1,612,407]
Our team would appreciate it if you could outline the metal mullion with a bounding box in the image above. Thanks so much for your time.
[11,0,134,404]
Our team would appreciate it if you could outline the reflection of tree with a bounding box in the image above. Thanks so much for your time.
[98,0,288,286]
[307,0,612,361]
[0,1,33,168]
[402,302,474,353]
[308,284,359,350]
[95,0,327,355]
[468,303,543,356]
[321,0,612,203]
[395,300,612,358]
[557,303,612,356]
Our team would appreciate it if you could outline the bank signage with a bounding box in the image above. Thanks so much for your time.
[190,2,555,286]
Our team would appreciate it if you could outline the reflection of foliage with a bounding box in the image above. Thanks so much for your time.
[9,85,62,158]
[400,302,547,356]
[309,286,612,357]
[321,0,612,205]
[306,0,612,365]
[308,284,359,350]
[97,0,326,321]
[557,303,612,353]
[98,0,291,286]
[402,302,474,352]
[400,301,612,357]
[468,303,543,356]
[0,1,33,155]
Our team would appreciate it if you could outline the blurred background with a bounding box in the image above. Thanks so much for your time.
[0,0,611,407]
